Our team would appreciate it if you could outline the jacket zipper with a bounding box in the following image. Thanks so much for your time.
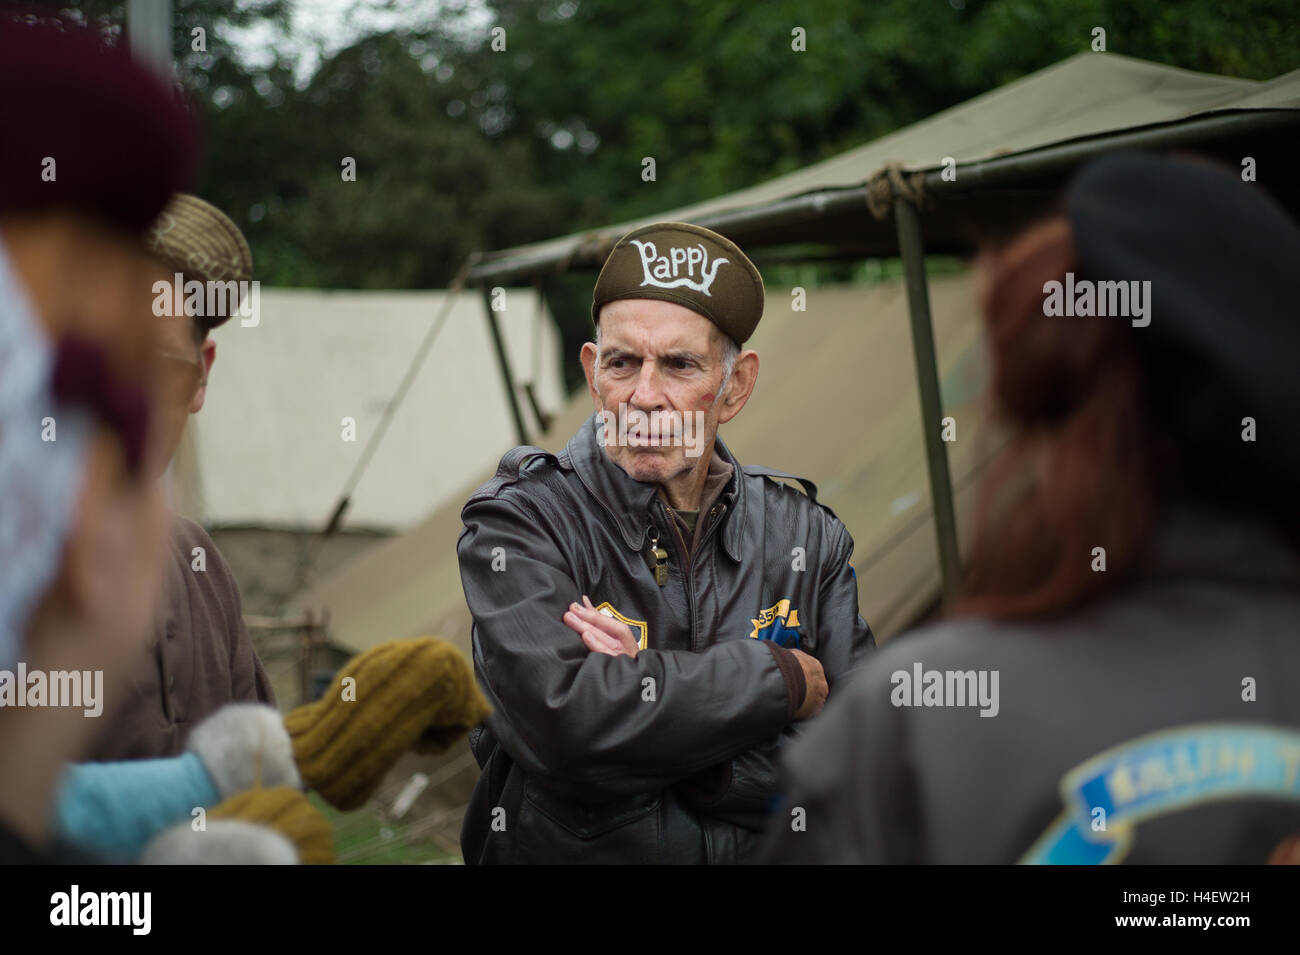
[653,500,725,653]
[651,501,696,650]
[648,499,726,864]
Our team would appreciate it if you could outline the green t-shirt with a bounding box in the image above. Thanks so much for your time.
[674,508,700,535]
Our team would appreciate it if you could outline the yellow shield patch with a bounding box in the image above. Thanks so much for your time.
[594,602,649,650]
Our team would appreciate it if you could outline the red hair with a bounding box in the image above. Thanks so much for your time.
[953,217,1177,620]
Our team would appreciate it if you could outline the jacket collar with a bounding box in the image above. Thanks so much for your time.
[561,412,745,560]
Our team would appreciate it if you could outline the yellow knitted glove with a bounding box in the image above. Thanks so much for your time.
[208,787,336,865]
[284,637,491,811]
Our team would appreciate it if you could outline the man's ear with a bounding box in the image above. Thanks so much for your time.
[188,337,215,414]
[718,350,759,425]
[580,341,601,407]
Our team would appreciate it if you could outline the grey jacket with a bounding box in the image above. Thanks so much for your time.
[759,503,1300,864]
[457,414,875,864]
[85,515,275,761]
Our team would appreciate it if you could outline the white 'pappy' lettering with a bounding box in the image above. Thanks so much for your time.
[629,240,729,296]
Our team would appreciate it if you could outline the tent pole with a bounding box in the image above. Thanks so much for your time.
[521,277,555,433]
[893,195,961,603]
[481,285,530,446]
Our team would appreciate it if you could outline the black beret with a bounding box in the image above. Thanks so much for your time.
[1066,151,1300,490]
[0,13,199,233]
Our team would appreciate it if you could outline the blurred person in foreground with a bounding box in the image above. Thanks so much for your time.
[458,223,875,864]
[83,194,275,762]
[759,152,1300,864]
[0,13,198,862]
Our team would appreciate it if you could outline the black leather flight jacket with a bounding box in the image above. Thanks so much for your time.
[457,413,875,864]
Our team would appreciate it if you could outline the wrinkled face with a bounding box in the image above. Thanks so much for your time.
[581,299,732,485]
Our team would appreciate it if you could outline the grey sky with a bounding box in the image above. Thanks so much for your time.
[222,0,493,85]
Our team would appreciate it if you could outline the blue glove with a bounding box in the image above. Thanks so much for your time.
[55,753,220,862]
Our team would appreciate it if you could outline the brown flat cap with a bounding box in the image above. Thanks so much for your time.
[147,194,253,329]
[591,222,764,344]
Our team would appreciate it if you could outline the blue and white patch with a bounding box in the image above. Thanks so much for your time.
[1021,723,1300,864]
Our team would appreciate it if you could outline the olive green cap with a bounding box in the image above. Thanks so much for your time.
[591,222,764,344]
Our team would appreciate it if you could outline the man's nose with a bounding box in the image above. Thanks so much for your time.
[629,360,667,409]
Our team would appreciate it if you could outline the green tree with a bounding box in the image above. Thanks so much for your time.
[52,0,1300,295]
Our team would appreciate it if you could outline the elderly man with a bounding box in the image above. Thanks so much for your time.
[457,222,875,864]
[83,195,274,762]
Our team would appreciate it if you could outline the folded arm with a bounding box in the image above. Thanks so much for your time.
[459,496,795,796]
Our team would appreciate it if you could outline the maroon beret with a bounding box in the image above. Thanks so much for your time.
[0,12,199,233]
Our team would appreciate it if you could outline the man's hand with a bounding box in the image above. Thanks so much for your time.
[563,595,640,659]
[790,649,828,720]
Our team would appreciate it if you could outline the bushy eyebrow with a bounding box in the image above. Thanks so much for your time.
[601,347,707,365]
[600,347,637,363]
[660,350,707,365]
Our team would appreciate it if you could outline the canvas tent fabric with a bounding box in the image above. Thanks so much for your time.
[470,52,1300,281]
[290,275,993,656]
[173,286,564,530]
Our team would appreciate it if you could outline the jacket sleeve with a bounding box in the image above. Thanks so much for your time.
[678,520,876,825]
[459,494,793,796]
[811,520,877,687]
[676,725,802,830]
[756,663,921,864]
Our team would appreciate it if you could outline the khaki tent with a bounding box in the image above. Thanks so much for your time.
[469,52,1300,280]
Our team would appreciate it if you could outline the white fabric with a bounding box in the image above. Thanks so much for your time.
[184,703,302,797]
[0,237,91,668]
[186,286,564,530]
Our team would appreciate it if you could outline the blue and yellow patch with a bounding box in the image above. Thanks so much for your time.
[750,599,802,649]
